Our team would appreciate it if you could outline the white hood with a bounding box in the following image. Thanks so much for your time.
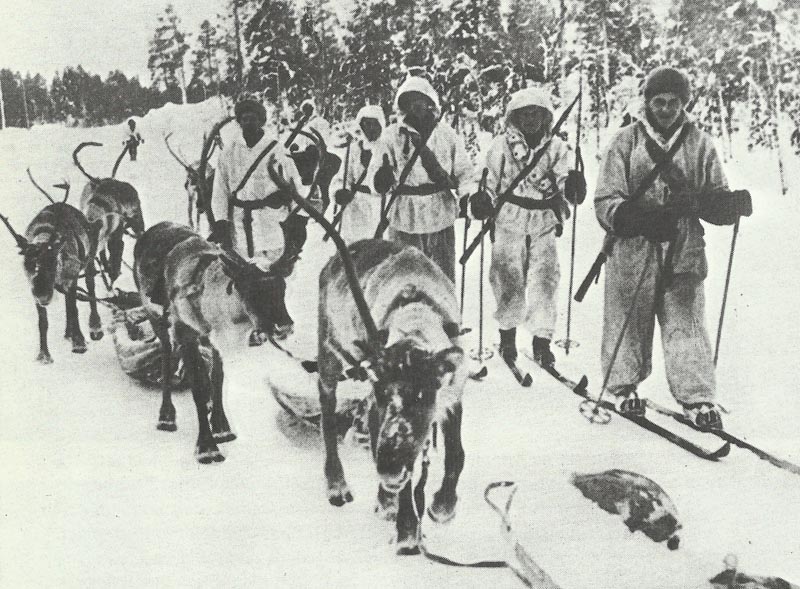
[394,76,441,115]
[505,87,554,118]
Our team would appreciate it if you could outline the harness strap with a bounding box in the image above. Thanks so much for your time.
[396,183,451,196]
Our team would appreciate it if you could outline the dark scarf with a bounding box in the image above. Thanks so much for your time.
[243,128,265,148]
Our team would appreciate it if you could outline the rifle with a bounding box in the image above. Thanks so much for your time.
[573,122,692,302]
[459,92,581,265]
[573,187,751,302]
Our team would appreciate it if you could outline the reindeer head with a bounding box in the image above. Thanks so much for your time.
[22,234,66,306]
[219,252,294,337]
[364,339,462,493]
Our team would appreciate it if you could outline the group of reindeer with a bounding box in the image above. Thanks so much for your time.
[3,118,468,555]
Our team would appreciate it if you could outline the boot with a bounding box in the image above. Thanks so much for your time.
[532,336,555,367]
[612,385,646,417]
[499,328,517,362]
[682,402,723,431]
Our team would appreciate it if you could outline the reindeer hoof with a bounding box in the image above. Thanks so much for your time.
[395,535,420,556]
[428,493,458,524]
[327,483,353,507]
[375,489,399,521]
[196,447,225,464]
[72,342,87,354]
[36,352,53,365]
[213,431,237,444]
[157,421,177,432]
[90,330,104,341]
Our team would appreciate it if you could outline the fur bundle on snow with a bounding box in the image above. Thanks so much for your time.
[571,469,681,550]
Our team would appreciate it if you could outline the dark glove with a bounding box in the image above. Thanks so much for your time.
[374,154,394,194]
[470,190,494,221]
[613,201,679,242]
[458,194,469,219]
[264,190,292,209]
[564,170,587,205]
[289,145,320,186]
[334,188,354,206]
[360,148,372,169]
[317,153,342,192]
[280,215,309,258]
[699,189,752,226]
[208,220,234,250]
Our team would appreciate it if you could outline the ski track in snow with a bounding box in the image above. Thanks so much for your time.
[1,100,798,588]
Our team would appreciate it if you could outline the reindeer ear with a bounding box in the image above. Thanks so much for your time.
[433,347,463,387]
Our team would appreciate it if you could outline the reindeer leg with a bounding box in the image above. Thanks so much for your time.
[107,229,124,284]
[185,340,223,463]
[207,343,236,443]
[36,304,53,364]
[85,260,103,341]
[188,193,194,229]
[428,401,464,523]
[395,476,420,555]
[66,286,87,354]
[154,315,177,431]
[319,349,352,506]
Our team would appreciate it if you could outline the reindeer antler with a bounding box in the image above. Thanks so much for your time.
[111,143,129,178]
[266,159,381,351]
[53,180,70,203]
[0,212,28,250]
[164,132,196,175]
[26,168,56,204]
[73,142,102,184]
[198,116,235,225]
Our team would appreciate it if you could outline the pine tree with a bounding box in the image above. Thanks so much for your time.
[189,19,222,102]
[296,0,344,118]
[148,3,190,104]
[244,0,301,103]
[341,0,401,117]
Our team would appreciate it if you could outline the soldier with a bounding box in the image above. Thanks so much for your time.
[124,119,144,161]
[210,98,301,340]
[469,87,572,367]
[594,67,750,429]
[370,76,473,282]
[335,104,385,243]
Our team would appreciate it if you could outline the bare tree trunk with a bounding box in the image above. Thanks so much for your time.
[233,0,244,96]
[0,78,6,129]
[21,79,30,129]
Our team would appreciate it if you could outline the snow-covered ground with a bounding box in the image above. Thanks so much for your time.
[1,100,798,588]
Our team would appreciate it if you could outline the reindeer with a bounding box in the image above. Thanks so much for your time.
[164,132,220,230]
[268,163,467,555]
[73,141,145,341]
[133,221,297,462]
[1,193,97,363]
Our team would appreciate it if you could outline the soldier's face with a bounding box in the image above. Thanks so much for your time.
[238,112,263,135]
[647,92,684,130]
[360,118,382,142]
[402,92,436,122]
[511,106,550,136]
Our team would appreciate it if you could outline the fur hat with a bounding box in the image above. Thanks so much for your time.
[234,98,267,123]
[643,67,690,103]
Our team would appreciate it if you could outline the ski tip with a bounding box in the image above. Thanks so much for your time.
[713,441,732,459]
[574,375,589,394]
[469,365,488,380]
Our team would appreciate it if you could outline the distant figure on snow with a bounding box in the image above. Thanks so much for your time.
[125,119,144,161]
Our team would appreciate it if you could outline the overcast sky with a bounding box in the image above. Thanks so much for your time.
[0,0,227,82]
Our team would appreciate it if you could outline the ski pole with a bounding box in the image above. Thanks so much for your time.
[714,218,740,365]
[333,136,352,221]
[561,65,584,355]
[590,243,654,417]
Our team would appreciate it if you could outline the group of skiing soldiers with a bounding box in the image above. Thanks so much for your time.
[205,65,752,432]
